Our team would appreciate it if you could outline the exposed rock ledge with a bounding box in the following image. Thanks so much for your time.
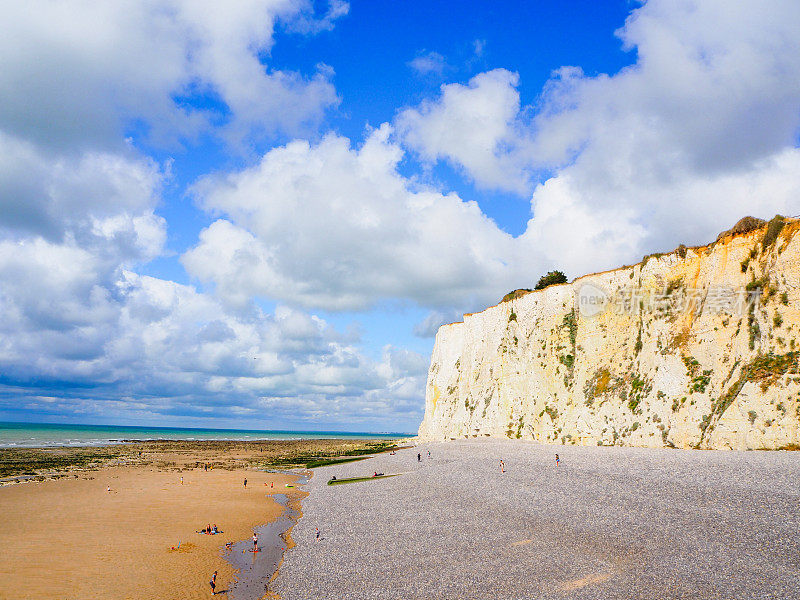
[419,217,800,450]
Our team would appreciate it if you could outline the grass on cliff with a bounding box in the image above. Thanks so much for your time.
[749,352,799,391]
[762,215,786,249]
[501,289,532,303]
[701,351,799,442]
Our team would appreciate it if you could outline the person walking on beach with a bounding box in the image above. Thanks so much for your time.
[315,527,320,541]
[243,477,247,488]
[427,450,431,459]
[417,453,421,462]
[500,460,505,473]
[210,570,217,595]
[555,454,560,467]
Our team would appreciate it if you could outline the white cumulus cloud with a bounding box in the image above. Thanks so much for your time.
[395,0,800,279]
[183,124,526,311]
[0,132,166,263]
[396,69,533,194]
[0,0,343,151]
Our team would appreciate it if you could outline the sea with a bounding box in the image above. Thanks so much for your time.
[0,421,409,448]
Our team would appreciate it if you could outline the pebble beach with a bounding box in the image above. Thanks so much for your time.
[274,439,800,599]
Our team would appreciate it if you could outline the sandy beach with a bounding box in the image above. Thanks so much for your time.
[0,465,296,599]
[0,439,391,600]
[274,439,800,599]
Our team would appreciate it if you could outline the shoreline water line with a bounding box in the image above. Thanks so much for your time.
[0,421,409,448]
[225,472,310,599]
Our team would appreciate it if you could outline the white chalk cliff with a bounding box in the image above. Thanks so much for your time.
[418,217,800,450]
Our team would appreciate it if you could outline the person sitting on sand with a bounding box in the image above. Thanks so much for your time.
[212,524,218,534]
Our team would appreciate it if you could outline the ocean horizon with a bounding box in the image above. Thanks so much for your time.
[0,421,411,448]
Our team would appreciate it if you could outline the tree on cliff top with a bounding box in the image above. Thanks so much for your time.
[535,270,568,290]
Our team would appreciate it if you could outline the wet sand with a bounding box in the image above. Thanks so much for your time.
[227,489,306,600]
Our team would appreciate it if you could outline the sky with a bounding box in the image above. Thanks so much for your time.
[1,0,799,433]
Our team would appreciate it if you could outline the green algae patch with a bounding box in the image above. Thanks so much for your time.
[327,474,401,485]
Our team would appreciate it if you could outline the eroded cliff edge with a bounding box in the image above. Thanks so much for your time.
[418,217,800,449]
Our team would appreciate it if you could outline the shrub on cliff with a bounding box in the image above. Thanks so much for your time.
[715,216,767,241]
[762,215,785,249]
[534,270,567,290]
[501,289,532,303]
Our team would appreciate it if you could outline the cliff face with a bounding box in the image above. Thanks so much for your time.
[418,218,800,450]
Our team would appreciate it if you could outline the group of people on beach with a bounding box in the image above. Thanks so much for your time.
[209,531,259,593]
[208,446,571,596]
[203,447,565,596]
[199,523,220,535]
